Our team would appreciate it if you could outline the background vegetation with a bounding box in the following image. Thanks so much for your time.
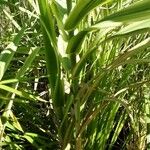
[0,0,150,149]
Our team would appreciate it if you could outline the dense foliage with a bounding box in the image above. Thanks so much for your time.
[0,0,150,149]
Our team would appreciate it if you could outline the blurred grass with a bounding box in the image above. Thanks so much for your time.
[0,0,149,149]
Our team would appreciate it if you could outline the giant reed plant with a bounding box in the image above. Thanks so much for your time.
[0,0,150,149]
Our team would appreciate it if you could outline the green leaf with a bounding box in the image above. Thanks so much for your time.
[16,47,40,78]
[0,84,47,102]
[64,0,111,30]
[115,19,150,36]
[0,27,25,81]
[100,0,150,23]
[72,46,97,78]
[9,111,24,133]
[92,0,150,30]
[108,37,150,69]
[66,30,89,54]
[38,0,64,116]
[50,0,68,40]
[61,57,71,71]
[38,0,59,91]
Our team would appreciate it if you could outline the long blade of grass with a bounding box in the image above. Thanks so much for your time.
[0,84,47,102]
[38,0,64,118]
[64,0,111,30]
[0,27,25,80]
[92,0,150,32]
[108,37,150,69]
